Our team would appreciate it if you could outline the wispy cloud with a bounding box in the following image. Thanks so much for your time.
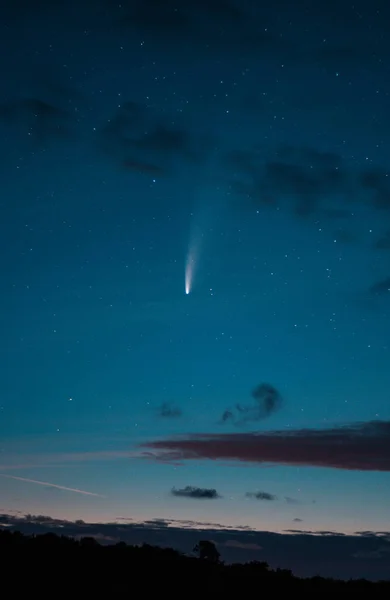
[158,402,183,418]
[140,420,390,472]
[246,491,277,501]
[0,474,105,497]
[369,277,390,296]
[171,486,221,499]
[221,383,283,426]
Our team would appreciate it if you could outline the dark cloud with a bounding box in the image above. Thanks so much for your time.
[222,383,283,426]
[224,539,263,550]
[285,529,346,536]
[120,1,192,39]
[374,232,390,250]
[117,0,249,36]
[353,545,390,559]
[141,420,390,472]
[293,518,303,522]
[369,278,390,296]
[260,154,347,217]
[122,159,167,176]
[158,403,182,418]
[1,0,62,21]
[279,146,343,169]
[171,486,221,499]
[285,497,300,505]
[133,126,189,155]
[131,125,205,164]
[321,208,353,220]
[194,0,245,20]
[224,144,390,247]
[101,101,146,139]
[0,98,74,143]
[115,0,271,56]
[5,1,386,79]
[99,103,146,159]
[224,148,262,176]
[98,101,208,173]
[111,0,387,71]
[246,491,277,501]
[360,169,390,211]
[332,229,359,244]
[224,145,351,219]
[252,384,282,414]
[1,513,389,580]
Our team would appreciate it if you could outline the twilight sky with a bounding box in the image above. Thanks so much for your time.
[1,0,390,578]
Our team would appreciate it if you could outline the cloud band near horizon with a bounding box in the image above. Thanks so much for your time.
[140,420,390,472]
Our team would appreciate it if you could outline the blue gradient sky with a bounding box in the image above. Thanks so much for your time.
[1,0,390,544]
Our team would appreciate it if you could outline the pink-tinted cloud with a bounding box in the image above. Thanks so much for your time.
[140,420,390,471]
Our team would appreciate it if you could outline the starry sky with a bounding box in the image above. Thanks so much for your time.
[1,0,390,578]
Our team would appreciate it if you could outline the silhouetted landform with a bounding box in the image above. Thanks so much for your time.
[1,529,389,592]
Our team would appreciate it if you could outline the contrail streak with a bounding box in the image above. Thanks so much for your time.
[0,474,105,497]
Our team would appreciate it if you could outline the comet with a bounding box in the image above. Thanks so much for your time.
[184,184,218,296]
[185,250,195,295]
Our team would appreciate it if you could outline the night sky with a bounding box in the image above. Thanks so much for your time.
[1,0,390,579]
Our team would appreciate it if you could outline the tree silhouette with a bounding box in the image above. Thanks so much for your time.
[1,528,389,592]
[193,540,221,563]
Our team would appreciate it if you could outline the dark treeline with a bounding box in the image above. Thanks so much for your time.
[1,529,389,592]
